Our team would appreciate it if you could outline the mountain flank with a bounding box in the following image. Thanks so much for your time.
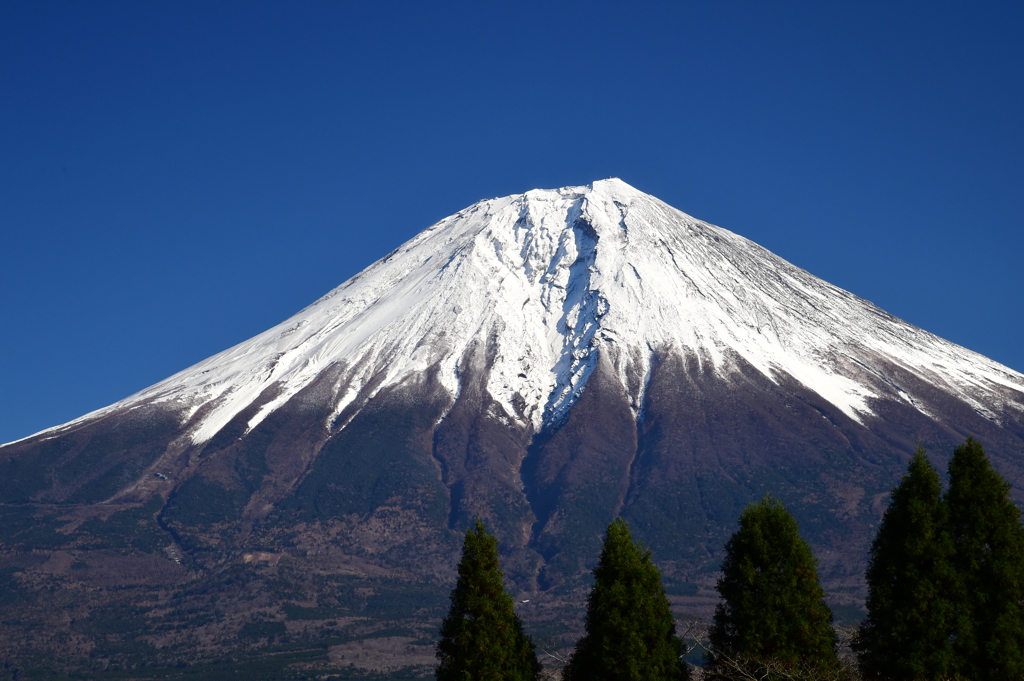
[2,179,1023,675]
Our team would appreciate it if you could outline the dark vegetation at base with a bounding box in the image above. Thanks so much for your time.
[0,409,181,504]
[0,504,68,549]
[7,655,433,681]
[2,362,1023,679]
[0,549,451,679]
[163,476,248,528]
[0,439,72,502]
[829,603,867,625]
[284,398,448,527]
[662,577,700,597]
[0,496,172,557]
[79,496,167,553]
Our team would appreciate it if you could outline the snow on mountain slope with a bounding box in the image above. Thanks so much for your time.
[17,178,1024,447]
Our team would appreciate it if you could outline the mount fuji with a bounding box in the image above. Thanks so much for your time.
[3,179,1023,670]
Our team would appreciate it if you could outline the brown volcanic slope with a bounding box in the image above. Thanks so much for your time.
[2,179,1023,677]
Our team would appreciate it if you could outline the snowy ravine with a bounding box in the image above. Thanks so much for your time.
[16,178,1024,447]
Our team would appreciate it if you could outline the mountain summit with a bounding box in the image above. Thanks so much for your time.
[2,179,1023,670]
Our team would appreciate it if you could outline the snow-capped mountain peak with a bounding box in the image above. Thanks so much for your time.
[23,178,1024,447]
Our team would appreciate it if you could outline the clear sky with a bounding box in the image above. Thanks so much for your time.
[2,1,1022,444]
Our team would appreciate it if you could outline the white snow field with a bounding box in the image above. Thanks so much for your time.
[15,179,1024,447]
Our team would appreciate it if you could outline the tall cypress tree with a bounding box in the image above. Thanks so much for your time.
[854,445,957,679]
[708,495,837,676]
[563,518,689,681]
[436,519,541,681]
[945,437,1024,680]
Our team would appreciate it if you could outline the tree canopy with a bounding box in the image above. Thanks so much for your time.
[436,518,541,681]
[708,495,837,676]
[854,437,1024,680]
[563,517,689,681]
[854,445,957,679]
[945,437,1024,680]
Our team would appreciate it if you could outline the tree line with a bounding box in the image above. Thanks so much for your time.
[434,437,1024,680]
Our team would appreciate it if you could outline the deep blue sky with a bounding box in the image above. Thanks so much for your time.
[2,1,1022,444]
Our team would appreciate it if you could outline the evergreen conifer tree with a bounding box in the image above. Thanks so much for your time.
[436,519,541,681]
[945,437,1024,680]
[854,445,957,679]
[562,518,689,681]
[708,495,837,677]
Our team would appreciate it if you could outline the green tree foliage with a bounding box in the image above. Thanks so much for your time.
[854,445,957,679]
[945,437,1024,680]
[708,495,837,677]
[563,518,689,681]
[436,519,541,681]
